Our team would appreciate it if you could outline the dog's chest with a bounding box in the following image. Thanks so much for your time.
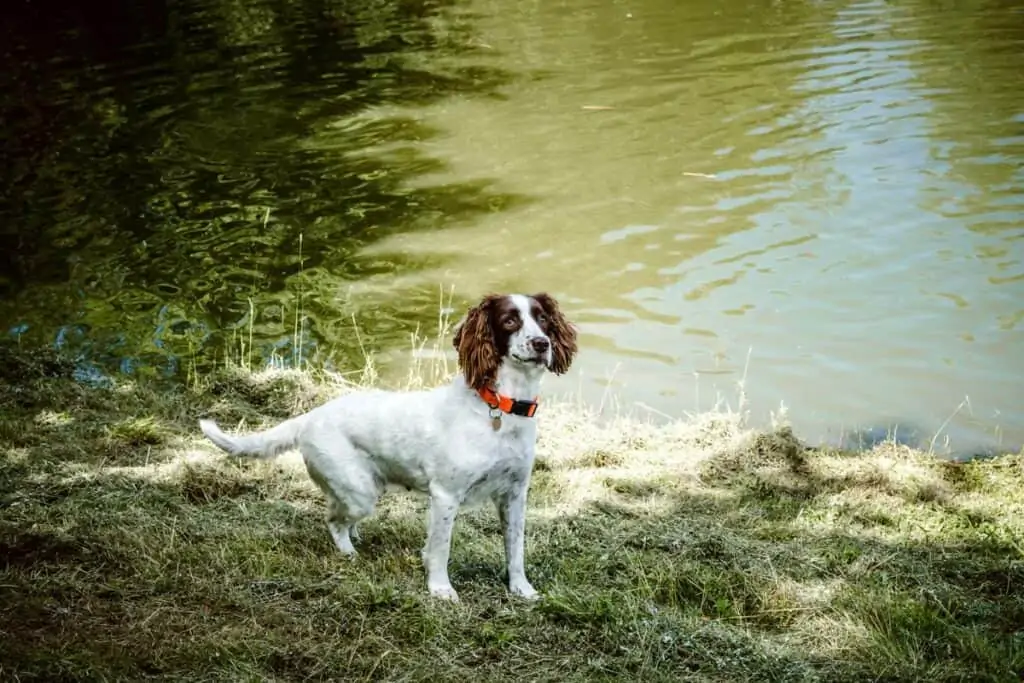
[463,423,533,499]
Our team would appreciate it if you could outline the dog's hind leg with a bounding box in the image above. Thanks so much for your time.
[326,498,359,556]
[304,442,379,557]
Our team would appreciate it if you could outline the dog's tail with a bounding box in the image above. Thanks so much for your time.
[199,415,307,460]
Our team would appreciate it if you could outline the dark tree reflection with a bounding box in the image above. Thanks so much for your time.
[0,0,529,379]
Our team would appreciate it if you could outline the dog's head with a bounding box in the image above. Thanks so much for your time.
[452,292,578,391]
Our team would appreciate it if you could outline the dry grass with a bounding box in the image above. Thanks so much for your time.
[1,335,1022,682]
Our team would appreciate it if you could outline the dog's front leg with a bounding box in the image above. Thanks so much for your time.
[423,487,460,601]
[497,483,540,601]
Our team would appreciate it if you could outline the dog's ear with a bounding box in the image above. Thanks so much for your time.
[532,292,578,375]
[453,295,501,390]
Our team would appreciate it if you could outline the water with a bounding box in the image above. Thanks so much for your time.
[1,0,1022,456]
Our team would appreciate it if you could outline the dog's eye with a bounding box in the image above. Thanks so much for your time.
[536,313,548,326]
[503,317,518,330]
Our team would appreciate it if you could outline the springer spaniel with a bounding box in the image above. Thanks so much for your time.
[199,292,578,601]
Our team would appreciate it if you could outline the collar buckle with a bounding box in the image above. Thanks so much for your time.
[507,398,538,418]
[477,386,540,419]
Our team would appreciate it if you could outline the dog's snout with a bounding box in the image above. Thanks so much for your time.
[530,337,550,354]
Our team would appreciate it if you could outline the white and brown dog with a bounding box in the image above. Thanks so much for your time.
[199,293,578,601]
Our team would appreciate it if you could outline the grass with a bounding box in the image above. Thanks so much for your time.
[1,333,1022,683]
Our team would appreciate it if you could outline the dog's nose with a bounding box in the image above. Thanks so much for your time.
[530,337,550,354]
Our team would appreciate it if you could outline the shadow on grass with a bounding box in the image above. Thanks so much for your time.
[1,344,1022,682]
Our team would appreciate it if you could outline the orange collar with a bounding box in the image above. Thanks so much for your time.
[477,386,539,418]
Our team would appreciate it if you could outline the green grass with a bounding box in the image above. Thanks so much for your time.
[1,339,1022,682]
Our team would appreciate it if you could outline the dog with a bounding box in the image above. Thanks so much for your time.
[198,292,577,601]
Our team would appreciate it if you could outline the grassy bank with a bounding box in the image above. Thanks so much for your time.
[1,340,1022,682]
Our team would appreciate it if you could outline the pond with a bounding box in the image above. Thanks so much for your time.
[1,0,1021,456]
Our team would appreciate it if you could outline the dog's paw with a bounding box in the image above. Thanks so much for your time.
[509,581,540,601]
[428,584,460,602]
[331,541,358,557]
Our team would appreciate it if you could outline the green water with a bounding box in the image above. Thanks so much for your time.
[1,0,1022,455]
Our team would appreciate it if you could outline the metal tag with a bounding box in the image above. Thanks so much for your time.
[489,407,502,431]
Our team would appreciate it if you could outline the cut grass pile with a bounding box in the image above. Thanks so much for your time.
[1,340,1022,682]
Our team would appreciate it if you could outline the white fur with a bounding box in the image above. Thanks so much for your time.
[199,294,556,602]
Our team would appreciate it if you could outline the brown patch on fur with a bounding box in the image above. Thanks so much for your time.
[531,292,578,375]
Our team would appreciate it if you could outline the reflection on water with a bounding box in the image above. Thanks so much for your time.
[353,0,1024,455]
[0,0,525,377]
[1,0,1022,455]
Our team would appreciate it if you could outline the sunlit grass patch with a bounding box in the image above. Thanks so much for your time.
[0,335,1022,682]
[104,415,171,448]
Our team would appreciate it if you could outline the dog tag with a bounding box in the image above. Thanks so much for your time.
[489,408,502,431]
